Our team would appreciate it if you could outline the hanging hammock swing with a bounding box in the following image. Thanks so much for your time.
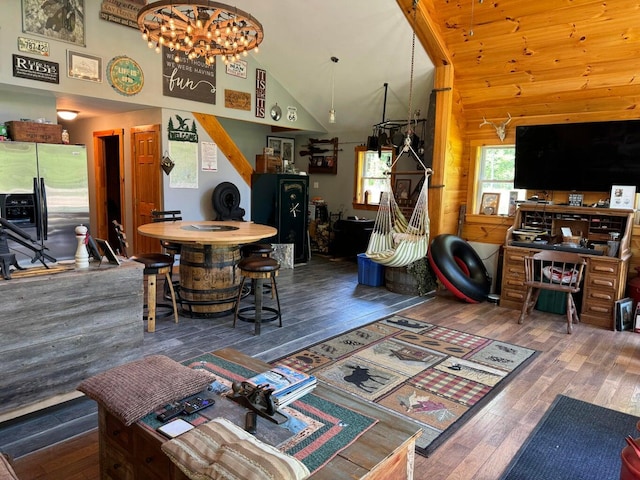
[365,0,432,268]
[365,137,432,267]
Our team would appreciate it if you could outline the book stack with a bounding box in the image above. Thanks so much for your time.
[247,365,317,408]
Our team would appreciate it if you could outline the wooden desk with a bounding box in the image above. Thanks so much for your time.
[99,348,422,480]
[138,221,277,316]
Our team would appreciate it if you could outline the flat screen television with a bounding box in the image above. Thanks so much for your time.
[514,119,640,192]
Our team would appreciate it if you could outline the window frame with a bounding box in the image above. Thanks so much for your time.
[353,145,394,211]
[473,144,524,216]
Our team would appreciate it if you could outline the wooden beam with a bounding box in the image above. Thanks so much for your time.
[192,112,253,186]
[396,0,452,67]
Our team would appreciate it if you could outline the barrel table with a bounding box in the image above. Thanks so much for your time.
[137,221,277,316]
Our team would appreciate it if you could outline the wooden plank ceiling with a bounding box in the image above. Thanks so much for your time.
[407,0,640,126]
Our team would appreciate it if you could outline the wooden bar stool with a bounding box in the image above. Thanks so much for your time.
[233,256,282,335]
[113,221,179,333]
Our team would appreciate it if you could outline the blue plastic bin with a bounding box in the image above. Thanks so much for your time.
[357,253,385,287]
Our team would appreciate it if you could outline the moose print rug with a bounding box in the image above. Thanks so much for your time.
[275,315,538,456]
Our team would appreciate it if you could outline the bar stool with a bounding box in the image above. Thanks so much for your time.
[113,221,179,333]
[151,210,182,301]
[233,256,282,335]
[239,242,273,297]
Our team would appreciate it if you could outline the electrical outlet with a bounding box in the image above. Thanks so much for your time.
[313,182,319,189]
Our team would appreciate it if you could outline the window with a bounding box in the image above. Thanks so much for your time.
[354,146,393,206]
[476,146,525,215]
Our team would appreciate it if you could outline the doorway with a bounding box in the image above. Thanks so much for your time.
[93,129,124,249]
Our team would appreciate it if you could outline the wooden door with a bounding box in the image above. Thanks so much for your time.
[132,125,162,255]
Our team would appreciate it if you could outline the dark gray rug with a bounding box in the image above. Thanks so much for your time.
[500,395,639,480]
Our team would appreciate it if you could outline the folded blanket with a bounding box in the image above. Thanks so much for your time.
[162,417,310,480]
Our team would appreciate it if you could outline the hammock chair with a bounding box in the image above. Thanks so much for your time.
[365,137,432,268]
[365,0,432,268]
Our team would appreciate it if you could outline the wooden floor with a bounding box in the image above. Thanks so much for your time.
[5,255,640,479]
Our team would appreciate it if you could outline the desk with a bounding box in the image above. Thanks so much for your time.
[138,221,277,316]
[98,348,422,479]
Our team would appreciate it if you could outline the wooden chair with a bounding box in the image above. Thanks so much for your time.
[112,220,178,333]
[519,250,586,334]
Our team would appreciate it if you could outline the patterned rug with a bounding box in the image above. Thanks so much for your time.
[275,314,539,456]
[139,353,378,475]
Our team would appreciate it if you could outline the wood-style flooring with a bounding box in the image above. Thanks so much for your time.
[5,255,640,479]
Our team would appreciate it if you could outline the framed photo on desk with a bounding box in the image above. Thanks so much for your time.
[480,192,500,215]
[96,239,120,265]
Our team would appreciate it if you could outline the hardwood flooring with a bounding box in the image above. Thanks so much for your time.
[5,255,640,479]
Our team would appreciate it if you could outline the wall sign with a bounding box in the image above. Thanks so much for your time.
[162,47,216,105]
[17,37,49,56]
[255,68,266,118]
[107,55,144,96]
[224,90,251,111]
[99,0,144,29]
[12,54,59,84]
[225,60,247,79]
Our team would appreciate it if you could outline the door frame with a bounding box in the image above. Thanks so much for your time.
[92,129,125,242]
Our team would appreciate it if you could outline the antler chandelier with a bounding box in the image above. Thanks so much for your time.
[137,0,264,65]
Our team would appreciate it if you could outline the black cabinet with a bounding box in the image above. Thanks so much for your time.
[251,174,309,263]
[332,218,375,259]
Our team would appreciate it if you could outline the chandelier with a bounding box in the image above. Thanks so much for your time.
[137,1,264,65]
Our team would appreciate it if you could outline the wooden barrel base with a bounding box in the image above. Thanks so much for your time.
[179,244,240,316]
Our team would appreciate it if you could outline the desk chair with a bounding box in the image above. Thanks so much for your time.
[518,250,586,334]
[151,210,182,300]
[113,221,178,333]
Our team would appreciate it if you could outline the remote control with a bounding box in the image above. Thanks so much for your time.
[245,411,257,434]
[157,403,185,423]
[183,396,215,415]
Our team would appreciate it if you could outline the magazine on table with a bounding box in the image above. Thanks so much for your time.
[247,365,317,406]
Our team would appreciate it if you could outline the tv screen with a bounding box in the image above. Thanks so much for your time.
[514,120,640,192]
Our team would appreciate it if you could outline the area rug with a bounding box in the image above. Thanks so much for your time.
[500,395,640,480]
[274,314,539,456]
[144,353,378,475]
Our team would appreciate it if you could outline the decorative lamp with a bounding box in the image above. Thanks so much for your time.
[137,0,264,65]
[329,56,339,124]
[57,110,79,120]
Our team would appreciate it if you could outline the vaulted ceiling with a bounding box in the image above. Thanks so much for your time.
[402,0,640,127]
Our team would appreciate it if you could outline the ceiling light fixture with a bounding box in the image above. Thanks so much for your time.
[329,56,339,124]
[57,110,79,120]
[137,0,264,65]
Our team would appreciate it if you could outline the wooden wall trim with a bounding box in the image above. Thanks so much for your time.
[396,0,452,67]
[192,112,253,185]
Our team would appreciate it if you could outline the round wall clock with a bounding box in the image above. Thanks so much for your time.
[107,56,144,96]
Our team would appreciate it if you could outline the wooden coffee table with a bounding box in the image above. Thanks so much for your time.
[98,348,422,479]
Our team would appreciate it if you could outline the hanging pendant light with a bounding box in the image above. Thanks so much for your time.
[329,56,339,124]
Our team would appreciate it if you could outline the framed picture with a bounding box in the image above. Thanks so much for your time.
[22,0,86,46]
[480,192,500,215]
[508,191,518,216]
[610,185,636,209]
[67,50,102,82]
[95,239,121,266]
[267,136,295,165]
[395,179,412,201]
[634,304,640,333]
[615,297,633,331]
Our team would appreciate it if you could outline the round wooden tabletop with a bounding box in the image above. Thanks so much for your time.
[137,221,277,246]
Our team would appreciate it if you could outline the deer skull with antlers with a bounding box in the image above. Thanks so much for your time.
[480,113,512,142]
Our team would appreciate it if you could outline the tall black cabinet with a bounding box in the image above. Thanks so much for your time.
[251,173,309,263]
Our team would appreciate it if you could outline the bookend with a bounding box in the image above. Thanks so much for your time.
[229,381,288,424]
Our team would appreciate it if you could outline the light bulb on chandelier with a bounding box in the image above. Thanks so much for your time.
[329,56,339,124]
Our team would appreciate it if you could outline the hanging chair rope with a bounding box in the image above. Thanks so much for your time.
[365,0,432,268]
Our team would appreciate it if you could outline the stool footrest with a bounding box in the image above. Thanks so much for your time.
[237,306,281,324]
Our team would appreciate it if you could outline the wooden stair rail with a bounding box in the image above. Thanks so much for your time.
[192,112,253,186]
